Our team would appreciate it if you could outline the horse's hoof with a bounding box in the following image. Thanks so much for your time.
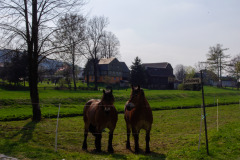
[94,149,102,153]
[145,150,151,154]
[82,145,87,150]
[134,149,139,154]
[108,147,114,153]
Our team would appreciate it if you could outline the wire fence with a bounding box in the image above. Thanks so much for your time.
[1,100,240,153]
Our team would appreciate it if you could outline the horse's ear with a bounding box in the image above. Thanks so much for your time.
[131,85,134,90]
[137,85,140,90]
[103,89,105,94]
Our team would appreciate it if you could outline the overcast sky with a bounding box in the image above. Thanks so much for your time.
[84,0,240,69]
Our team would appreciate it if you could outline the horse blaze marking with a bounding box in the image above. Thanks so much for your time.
[82,89,118,153]
[124,85,153,154]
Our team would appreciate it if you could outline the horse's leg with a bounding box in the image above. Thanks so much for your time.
[95,132,102,152]
[145,130,151,153]
[108,130,114,153]
[82,124,89,150]
[126,124,131,149]
[132,128,139,153]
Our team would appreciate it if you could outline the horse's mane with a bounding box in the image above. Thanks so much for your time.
[100,89,114,105]
[130,86,148,107]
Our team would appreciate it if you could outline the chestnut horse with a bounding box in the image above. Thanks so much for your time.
[124,85,153,153]
[82,89,118,153]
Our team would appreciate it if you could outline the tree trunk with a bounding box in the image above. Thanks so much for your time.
[72,64,77,90]
[86,72,89,87]
[30,0,41,121]
[29,64,41,121]
[93,58,98,90]
[72,43,77,91]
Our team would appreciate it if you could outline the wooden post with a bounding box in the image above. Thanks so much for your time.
[55,103,61,152]
[217,99,219,131]
[198,104,203,151]
[200,70,209,155]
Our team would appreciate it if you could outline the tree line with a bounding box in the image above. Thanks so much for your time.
[175,44,240,88]
[0,0,120,121]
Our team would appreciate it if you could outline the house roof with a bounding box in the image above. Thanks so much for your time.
[120,62,130,72]
[98,57,115,64]
[142,62,169,69]
[142,62,174,77]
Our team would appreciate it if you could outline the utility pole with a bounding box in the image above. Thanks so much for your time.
[218,48,229,87]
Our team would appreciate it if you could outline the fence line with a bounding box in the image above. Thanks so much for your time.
[55,103,61,152]
[217,99,219,132]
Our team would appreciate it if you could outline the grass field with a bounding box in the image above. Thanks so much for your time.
[0,104,239,159]
[1,86,240,121]
[1,86,240,159]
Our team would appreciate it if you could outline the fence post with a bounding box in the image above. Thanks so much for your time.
[198,104,203,151]
[200,70,209,155]
[55,103,61,152]
[217,99,219,131]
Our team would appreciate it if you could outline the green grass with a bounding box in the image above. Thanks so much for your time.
[0,104,239,159]
[1,86,240,121]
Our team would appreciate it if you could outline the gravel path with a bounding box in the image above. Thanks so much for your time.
[0,154,18,160]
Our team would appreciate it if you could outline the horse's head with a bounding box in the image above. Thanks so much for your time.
[101,89,115,114]
[126,85,145,111]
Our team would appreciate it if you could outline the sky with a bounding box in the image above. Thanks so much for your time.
[83,0,240,69]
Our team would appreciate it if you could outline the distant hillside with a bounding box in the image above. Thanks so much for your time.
[0,49,64,70]
[0,49,17,63]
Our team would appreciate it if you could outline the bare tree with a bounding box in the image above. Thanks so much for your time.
[0,0,85,121]
[100,31,120,59]
[227,54,240,89]
[83,16,109,90]
[174,64,186,81]
[54,13,86,90]
[206,44,230,87]
[194,61,209,72]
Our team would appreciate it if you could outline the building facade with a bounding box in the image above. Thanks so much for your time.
[85,57,130,84]
[142,62,175,89]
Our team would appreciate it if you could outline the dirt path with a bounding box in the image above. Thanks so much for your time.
[0,154,18,160]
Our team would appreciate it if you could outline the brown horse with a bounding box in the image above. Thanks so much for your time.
[82,89,118,153]
[124,85,153,153]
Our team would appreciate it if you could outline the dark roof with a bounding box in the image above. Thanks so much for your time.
[120,62,130,72]
[221,76,236,81]
[142,62,172,69]
[143,62,174,77]
[98,64,108,71]
[145,68,173,77]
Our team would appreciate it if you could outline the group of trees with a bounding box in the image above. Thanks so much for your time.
[175,44,240,88]
[129,57,146,86]
[0,0,120,121]
[0,50,28,85]
[53,14,120,90]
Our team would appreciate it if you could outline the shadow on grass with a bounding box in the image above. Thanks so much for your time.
[12,121,38,143]
[0,121,38,155]
[84,148,166,160]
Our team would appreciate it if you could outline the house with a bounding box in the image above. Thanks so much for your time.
[142,62,175,89]
[218,76,237,87]
[84,57,130,84]
[194,70,218,86]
